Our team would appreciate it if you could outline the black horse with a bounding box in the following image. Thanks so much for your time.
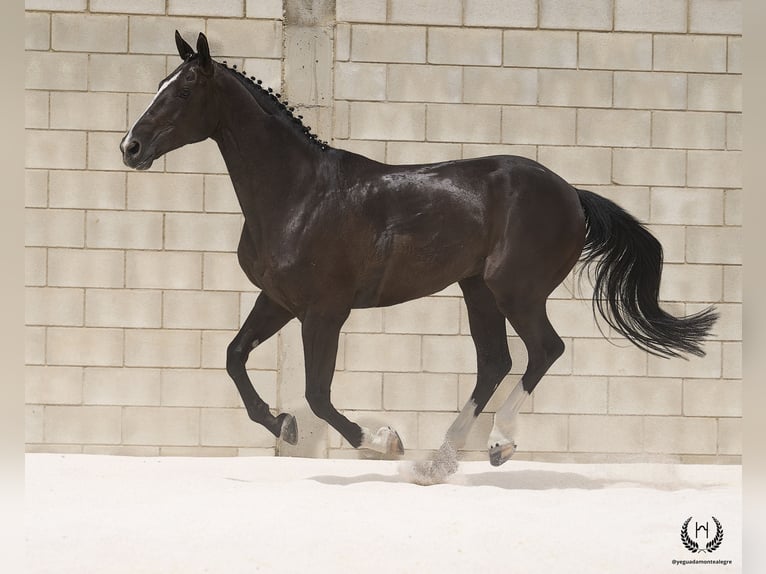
[121,32,716,472]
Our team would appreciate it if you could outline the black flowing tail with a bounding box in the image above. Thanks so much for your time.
[576,188,717,358]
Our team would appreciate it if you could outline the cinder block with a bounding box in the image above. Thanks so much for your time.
[569,415,643,453]
[86,211,163,250]
[349,102,425,141]
[49,171,125,210]
[163,291,240,330]
[91,0,166,14]
[614,72,687,110]
[613,149,686,187]
[52,14,127,53]
[387,64,462,103]
[579,32,652,70]
[608,377,682,415]
[537,146,612,185]
[463,67,537,105]
[345,334,421,372]
[718,417,741,455]
[25,366,83,405]
[331,372,383,410]
[201,330,279,370]
[723,266,742,304]
[125,329,201,368]
[164,138,228,174]
[161,368,253,408]
[168,0,244,17]
[26,52,88,91]
[45,406,122,444]
[201,408,276,447]
[577,109,650,147]
[25,12,49,51]
[25,248,46,287]
[47,327,123,367]
[25,91,47,130]
[25,287,83,327]
[85,289,162,328]
[26,130,86,170]
[89,131,158,173]
[728,37,741,73]
[335,23,350,61]
[540,0,613,30]
[383,373,458,411]
[462,143,537,161]
[206,19,281,58]
[386,142,462,165]
[654,35,727,73]
[389,0,461,25]
[126,251,201,290]
[615,0,687,32]
[243,58,282,90]
[25,170,47,208]
[203,175,240,213]
[89,54,167,92]
[647,342,721,378]
[26,405,44,443]
[690,0,742,34]
[532,375,607,414]
[83,367,162,406]
[547,299,606,338]
[727,114,742,151]
[510,413,569,452]
[27,0,85,8]
[684,379,741,417]
[643,416,717,454]
[336,139,386,162]
[337,0,386,22]
[646,225,685,263]
[503,30,576,68]
[687,151,741,188]
[48,248,124,288]
[659,264,722,303]
[650,187,723,226]
[127,173,203,212]
[465,0,537,28]
[652,111,726,150]
[246,0,283,19]
[573,339,647,376]
[27,327,46,366]
[50,92,126,132]
[538,70,612,107]
[686,227,742,265]
[123,406,201,446]
[335,62,386,101]
[428,27,502,66]
[85,445,160,456]
[688,74,741,112]
[164,213,242,251]
[426,104,501,143]
[422,335,476,374]
[351,25,426,63]
[25,209,84,248]
[203,252,253,292]
[342,308,383,333]
[725,189,742,226]
[129,16,206,54]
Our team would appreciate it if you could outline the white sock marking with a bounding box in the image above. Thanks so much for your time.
[488,382,530,448]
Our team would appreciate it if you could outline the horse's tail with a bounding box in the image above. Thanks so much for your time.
[576,188,717,358]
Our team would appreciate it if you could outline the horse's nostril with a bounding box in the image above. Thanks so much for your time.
[126,141,141,156]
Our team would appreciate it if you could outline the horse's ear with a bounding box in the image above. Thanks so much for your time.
[175,30,194,61]
[196,32,213,73]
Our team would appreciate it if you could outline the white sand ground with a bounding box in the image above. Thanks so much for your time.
[26,454,741,573]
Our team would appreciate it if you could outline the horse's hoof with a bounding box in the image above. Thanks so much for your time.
[388,427,405,456]
[278,413,298,445]
[488,441,517,467]
[365,426,404,457]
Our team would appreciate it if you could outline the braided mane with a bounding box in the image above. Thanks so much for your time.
[218,59,330,151]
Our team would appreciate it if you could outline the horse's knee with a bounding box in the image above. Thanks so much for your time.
[305,387,330,419]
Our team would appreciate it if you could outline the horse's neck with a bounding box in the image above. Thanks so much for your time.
[211,75,324,227]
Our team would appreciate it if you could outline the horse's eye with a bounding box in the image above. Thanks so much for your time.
[185,73,195,82]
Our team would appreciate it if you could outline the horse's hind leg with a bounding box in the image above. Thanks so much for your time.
[227,292,297,443]
[487,295,564,466]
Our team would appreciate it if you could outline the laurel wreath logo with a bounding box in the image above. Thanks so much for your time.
[681,516,724,553]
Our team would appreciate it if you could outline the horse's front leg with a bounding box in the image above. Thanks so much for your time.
[301,309,404,457]
[227,292,297,443]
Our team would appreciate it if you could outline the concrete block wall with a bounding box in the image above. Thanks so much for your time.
[26,0,742,463]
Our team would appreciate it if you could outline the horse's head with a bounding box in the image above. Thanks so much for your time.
[120,31,219,170]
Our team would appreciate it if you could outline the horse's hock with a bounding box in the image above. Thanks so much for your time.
[25,1,742,464]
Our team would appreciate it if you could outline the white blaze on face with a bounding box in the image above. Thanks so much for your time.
[120,69,184,151]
